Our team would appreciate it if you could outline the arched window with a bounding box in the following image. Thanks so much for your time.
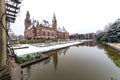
[48,32,50,36]
[37,30,39,36]
[52,33,53,36]
[43,31,46,36]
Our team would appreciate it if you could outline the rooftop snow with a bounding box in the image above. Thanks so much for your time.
[40,20,51,27]
[27,20,37,30]
[57,27,67,32]
[27,24,33,30]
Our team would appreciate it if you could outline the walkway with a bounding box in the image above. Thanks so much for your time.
[8,57,22,80]
[106,43,120,51]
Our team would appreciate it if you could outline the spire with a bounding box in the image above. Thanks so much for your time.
[26,10,29,15]
[53,12,56,21]
[32,17,35,22]
[53,12,56,18]
[63,26,67,32]
[52,12,57,30]
[63,26,65,30]
[26,10,30,19]
[24,10,31,30]
[37,21,39,26]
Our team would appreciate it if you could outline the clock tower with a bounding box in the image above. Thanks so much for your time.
[24,11,31,30]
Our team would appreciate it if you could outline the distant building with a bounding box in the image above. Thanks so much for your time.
[24,11,69,40]
[9,33,25,41]
[69,33,96,40]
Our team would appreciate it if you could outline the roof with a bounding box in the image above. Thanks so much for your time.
[26,19,68,33]
[63,26,67,32]
[57,27,63,32]
[27,24,33,30]
[57,27,67,32]
[27,20,37,30]
[40,20,51,27]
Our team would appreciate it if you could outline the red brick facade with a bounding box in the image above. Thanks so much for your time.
[24,11,69,40]
[69,33,96,40]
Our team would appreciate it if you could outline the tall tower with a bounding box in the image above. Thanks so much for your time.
[52,13,57,30]
[24,11,31,30]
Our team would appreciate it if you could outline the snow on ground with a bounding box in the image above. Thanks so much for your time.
[106,43,120,52]
[11,41,86,57]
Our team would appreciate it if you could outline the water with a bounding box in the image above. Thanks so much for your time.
[22,41,120,80]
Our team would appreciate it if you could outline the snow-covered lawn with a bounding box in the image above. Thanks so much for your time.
[12,41,84,57]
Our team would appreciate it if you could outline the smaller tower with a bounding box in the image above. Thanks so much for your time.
[24,11,31,30]
[52,12,57,30]
[52,12,57,38]
[37,21,39,26]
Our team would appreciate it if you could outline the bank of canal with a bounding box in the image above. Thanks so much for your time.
[20,41,120,80]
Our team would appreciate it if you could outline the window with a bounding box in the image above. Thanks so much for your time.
[48,32,50,36]
[37,30,39,36]
[52,33,53,36]
[43,31,46,36]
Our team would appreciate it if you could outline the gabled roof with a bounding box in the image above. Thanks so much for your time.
[27,20,37,30]
[57,27,67,32]
[57,27,63,32]
[40,20,51,27]
[63,26,67,32]
[27,24,33,30]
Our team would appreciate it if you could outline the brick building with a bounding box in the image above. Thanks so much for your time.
[24,11,69,40]
[69,33,96,40]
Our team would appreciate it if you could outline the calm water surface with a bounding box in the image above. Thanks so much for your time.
[22,41,120,80]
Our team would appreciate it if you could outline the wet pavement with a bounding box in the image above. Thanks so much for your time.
[8,57,22,80]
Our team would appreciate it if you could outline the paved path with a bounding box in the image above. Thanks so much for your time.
[106,43,120,51]
[8,57,22,80]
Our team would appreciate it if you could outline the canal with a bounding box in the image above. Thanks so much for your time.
[22,41,120,80]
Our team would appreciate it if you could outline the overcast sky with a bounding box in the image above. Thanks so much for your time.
[11,0,120,35]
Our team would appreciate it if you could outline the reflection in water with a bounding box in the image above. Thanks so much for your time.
[42,58,51,65]
[111,77,117,80]
[77,41,120,69]
[22,57,51,80]
[22,47,70,80]
[22,66,31,80]
[58,47,69,55]
[19,41,120,80]
[97,43,120,68]
[52,51,58,70]
[46,47,70,70]
[79,41,96,47]
[2,41,120,80]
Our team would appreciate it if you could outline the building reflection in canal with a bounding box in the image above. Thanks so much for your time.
[16,41,120,80]
[22,47,70,80]
[26,41,97,72]
[1,41,120,80]
[79,41,96,47]
[45,47,70,70]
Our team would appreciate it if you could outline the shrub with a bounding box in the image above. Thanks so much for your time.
[16,53,42,64]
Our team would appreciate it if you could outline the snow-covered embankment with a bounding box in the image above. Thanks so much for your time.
[13,41,83,57]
